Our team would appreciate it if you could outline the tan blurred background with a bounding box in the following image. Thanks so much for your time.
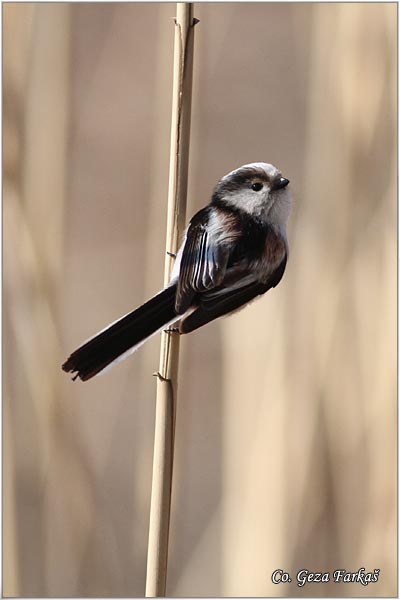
[3,2,397,597]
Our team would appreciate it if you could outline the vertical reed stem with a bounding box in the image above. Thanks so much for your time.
[145,4,197,596]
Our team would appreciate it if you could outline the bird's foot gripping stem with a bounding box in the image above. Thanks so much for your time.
[164,326,180,335]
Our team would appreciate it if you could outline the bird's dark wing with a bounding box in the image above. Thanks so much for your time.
[175,209,236,313]
[180,254,287,334]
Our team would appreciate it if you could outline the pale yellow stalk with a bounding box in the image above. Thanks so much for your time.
[145,4,197,597]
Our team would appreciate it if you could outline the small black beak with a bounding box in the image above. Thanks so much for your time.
[274,176,290,190]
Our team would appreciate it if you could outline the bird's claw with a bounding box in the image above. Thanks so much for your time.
[153,371,169,382]
[164,326,180,335]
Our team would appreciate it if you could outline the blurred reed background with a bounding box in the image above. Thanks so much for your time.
[3,2,397,597]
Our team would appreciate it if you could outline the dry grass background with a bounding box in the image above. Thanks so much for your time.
[3,2,397,597]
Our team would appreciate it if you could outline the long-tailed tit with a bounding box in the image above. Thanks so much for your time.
[62,162,291,381]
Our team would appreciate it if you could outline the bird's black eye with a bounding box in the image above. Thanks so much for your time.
[251,182,263,192]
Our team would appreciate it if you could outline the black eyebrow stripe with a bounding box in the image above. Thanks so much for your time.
[214,167,271,195]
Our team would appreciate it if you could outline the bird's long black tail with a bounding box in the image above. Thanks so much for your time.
[62,285,178,381]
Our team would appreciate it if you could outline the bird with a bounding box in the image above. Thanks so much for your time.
[62,162,291,381]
